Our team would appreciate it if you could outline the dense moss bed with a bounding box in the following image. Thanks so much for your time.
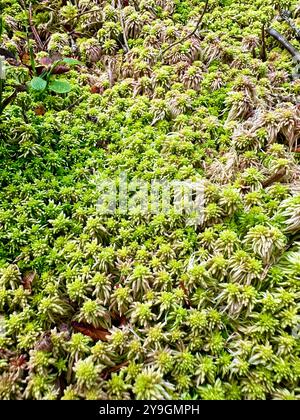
[0,0,299,400]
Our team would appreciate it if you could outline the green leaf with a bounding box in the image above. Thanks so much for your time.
[48,79,71,94]
[30,77,47,91]
[61,58,82,66]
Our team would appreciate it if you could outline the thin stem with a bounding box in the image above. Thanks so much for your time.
[0,15,4,41]
[0,79,4,113]
[66,95,85,111]
[66,354,75,384]
[160,0,209,58]
[260,24,267,62]
[0,89,17,115]
[64,7,103,26]
[117,0,129,53]
[262,168,286,188]
[267,28,300,60]
[28,39,37,76]
[0,55,5,114]
[281,10,300,40]
[29,3,44,51]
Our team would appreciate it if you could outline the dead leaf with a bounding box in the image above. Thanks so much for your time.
[90,85,103,94]
[110,312,128,326]
[34,105,46,116]
[35,333,53,352]
[52,65,70,75]
[20,53,31,66]
[71,322,110,341]
[21,271,36,292]
[102,361,129,379]
[119,315,127,326]
[108,361,128,372]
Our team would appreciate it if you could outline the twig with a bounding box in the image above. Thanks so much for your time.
[108,60,114,87]
[267,28,300,61]
[0,85,26,115]
[105,361,129,374]
[117,0,129,53]
[160,0,209,58]
[262,168,286,188]
[260,24,267,62]
[29,3,44,51]
[64,7,103,26]
[65,95,85,111]
[281,10,300,40]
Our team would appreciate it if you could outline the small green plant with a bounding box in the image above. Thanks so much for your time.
[30,58,81,94]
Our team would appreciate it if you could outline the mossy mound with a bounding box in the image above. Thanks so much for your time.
[0,0,300,400]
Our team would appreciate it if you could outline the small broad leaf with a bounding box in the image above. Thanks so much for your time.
[30,76,47,91]
[48,79,71,94]
[61,58,82,66]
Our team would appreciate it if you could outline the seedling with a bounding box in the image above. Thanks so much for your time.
[30,57,82,94]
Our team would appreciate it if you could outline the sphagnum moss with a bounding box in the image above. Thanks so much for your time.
[0,0,300,400]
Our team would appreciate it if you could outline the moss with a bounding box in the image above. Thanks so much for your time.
[0,0,300,401]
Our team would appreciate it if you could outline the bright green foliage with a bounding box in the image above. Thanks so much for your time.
[0,0,300,401]
[30,58,81,94]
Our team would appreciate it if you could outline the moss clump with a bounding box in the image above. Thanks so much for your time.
[0,0,300,400]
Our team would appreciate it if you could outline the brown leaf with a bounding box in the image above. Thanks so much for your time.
[262,168,286,188]
[90,85,103,94]
[110,312,128,326]
[102,361,129,380]
[34,105,46,116]
[20,53,31,66]
[52,65,70,75]
[119,315,127,326]
[71,322,110,341]
[21,271,36,292]
[109,361,128,373]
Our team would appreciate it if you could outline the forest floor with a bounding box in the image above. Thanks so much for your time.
[0,0,300,400]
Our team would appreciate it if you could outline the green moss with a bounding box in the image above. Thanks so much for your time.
[0,0,300,401]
